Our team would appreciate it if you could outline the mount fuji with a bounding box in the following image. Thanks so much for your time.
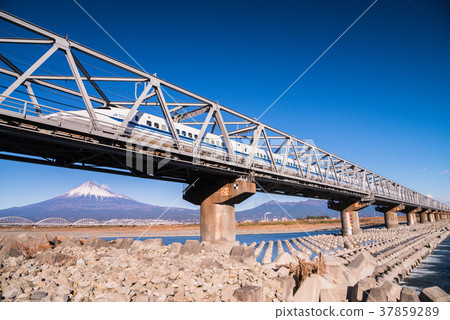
[0,181,199,222]
[0,181,380,223]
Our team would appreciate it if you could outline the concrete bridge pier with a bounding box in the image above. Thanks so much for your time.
[428,211,437,223]
[376,204,405,229]
[436,213,441,222]
[183,178,255,250]
[405,207,421,226]
[419,209,431,223]
[328,200,372,236]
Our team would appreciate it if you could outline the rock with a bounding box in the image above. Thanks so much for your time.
[44,234,59,246]
[320,288,341,302]
[400,287,420,302]
[272,252,297,266]
[59,237,81,248]
[367,287,388,302]
[293,276,321,302]
[85,237,110,248]
[76,258,86,268]
[113,238,134,249]
[277,267,290,278]
[30,291,48,301]
[200,257,223,270]
[274,277,295,301]
[0,236,23,260]
[3,288,19,300]
[233,286,263,302]
[143,238,163,249]
[381,280,402,302]
[179,240,202,255]
[169,242,182,254]
[133,294,155,302]
[419,286,450,302]
[229,245,256,264]
[221,286,234,301]
[200,241,212,252]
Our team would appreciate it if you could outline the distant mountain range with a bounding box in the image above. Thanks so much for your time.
[0,181,381,222]
[236,199,379,221]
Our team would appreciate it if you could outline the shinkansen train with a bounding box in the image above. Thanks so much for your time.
[46,107,358,185]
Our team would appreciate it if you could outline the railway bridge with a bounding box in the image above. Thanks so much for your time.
[0,11,448,249]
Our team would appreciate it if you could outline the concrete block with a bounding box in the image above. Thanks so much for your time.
[382,280,402,302]
[179,240,202,255]
[419,286,450,302]
[400,287,420,302]
[293,276,320,302]
[347,250,377,280]
[343,267,362,286]
[233,286,263,302]
[310,274,334,290]
[367,287,388,302]
[292,251,310,261]
[273,252,297,266]
[349,277,376,302]
[320,288,340,302]
[274,276,295,301]
[143,238,163,248]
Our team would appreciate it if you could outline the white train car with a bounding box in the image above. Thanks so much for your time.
[46,107,345,182]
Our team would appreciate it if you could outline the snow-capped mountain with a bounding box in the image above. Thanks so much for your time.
[0,182,199,222]
[63,181,129,200]
[0,181,381,222]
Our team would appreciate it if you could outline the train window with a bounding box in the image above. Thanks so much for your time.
[154,123,159,129]
[188,132,193,138]
[162,124,167,131]
[146,120,152,127]
[135,115,139,122]
[205,138,210,143]
[221,142,225,147]
[244,148,247,153]
[176,129,180,134]
[194,134,198,139]
[182,131,186,136]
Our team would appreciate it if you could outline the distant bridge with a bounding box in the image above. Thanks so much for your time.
[0,216,173,227]
[0,11,448,247]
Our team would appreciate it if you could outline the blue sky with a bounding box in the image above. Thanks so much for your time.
[0,0,449,210]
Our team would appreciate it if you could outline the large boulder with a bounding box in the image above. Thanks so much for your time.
[112,238,134,249]
[179,240,202,255]
[200,257,223,270]
[233,286,263,302]
[85,237,110,248]
[230,245,256,264]
[419,286,450,302]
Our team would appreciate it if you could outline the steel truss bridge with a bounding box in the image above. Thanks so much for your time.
[0,10,448,237]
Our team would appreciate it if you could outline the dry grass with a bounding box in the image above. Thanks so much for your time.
[290,253,325,290]
[11,239,51,259]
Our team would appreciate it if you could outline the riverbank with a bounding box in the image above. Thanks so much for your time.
[0,216,392,238]
[1,221,449,302]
